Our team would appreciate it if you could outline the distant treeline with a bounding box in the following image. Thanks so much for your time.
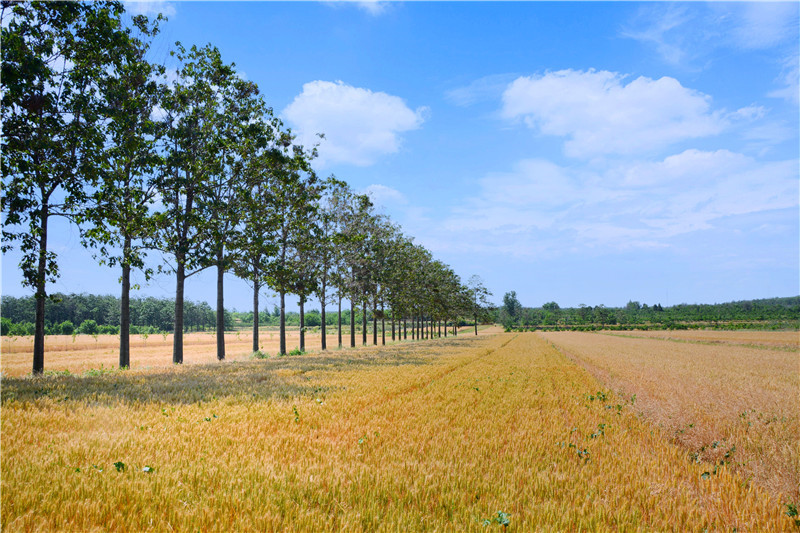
[1,293,377,336]
[1,293,224,336]
[493,295,800,330]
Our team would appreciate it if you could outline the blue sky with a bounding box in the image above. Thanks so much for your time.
[2,1,798,311]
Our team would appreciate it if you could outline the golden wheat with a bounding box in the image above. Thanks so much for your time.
[1,332,792,531]
[540,330,800,505]
[603,329,799,349]
[0,326,479,378]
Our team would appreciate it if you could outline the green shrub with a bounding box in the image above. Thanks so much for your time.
[1,317,13,336]
[59,320,75,335]
[99,324,119,335]
[10,322,35,336]
[78,319,99,335]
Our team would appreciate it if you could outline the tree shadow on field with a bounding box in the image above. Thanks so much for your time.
[0,338,473,406]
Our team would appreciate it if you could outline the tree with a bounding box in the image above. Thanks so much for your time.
[2,1,138,374]
[313,176,347,351]
[230,115,283,355]
[81,13,165,369]
[286,179,322,353]
[467,275,493,335]
[195,59,262,361]
[261,143,319,355]
[542,301,560,311]
[502,291,522,325]
[154,43,231,364]
[334,192,375,348]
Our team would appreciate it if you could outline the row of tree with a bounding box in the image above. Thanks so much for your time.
[0,292,483,335]
[1,2,493,374]
[496,292,800,328]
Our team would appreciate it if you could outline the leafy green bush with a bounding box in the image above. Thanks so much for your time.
[59,320,75,335]
[78,319,99,335]
[1,317,12,336]
[10,322,35,336]
[99,324,119,335]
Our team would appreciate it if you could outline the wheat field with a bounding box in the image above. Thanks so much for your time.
[1,330,794,531]
[540,330,799,505]
[0,326,475,378]
[602,329,799,349]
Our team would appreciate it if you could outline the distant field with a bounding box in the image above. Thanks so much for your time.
[540,330,799,504]
[2,330,794,531]
[0,326,477,378]
[603,329,799,349]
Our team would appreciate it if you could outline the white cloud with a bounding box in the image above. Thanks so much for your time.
[729,3,799,50]
[124,1,176,18]
[769,54,800,106]
[364,184,407,207]
[283,80,426,167]
[355,0,388,16]
[440,150,798,256]
[623,3,799,66]
[320,0,391,16]
[501,69,725,159]
[445,74,518,107]
[620,5,696,67]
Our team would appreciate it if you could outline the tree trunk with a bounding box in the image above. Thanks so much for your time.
[411,315,415,340]
[337,295,342,348]
[216,249,225,361]
[474,314,478,335]
[299,296,305,352]
[119,235,132,369]
[173,259,185,364]
[252,272,260,353]
[321,300,327,351]
[381,302,386,345]
[403,317,407,340]
[279,289,286,355]
[349,299,356,348]
[391,312,395,342]
[372,297,377,346]
[32,202,49,375]
[362,296,368,346]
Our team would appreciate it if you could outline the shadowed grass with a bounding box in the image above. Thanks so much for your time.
[0,337,472,406]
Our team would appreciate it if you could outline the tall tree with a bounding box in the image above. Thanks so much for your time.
[230,117,285,355]
[1,1,135,374]
[262,143,319,355]
[196,63,262,361]
[467,275,493,335]
[312,176,346,351]
[154,43,230,364]
[287,187,322,353]
[81,13,166,369]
